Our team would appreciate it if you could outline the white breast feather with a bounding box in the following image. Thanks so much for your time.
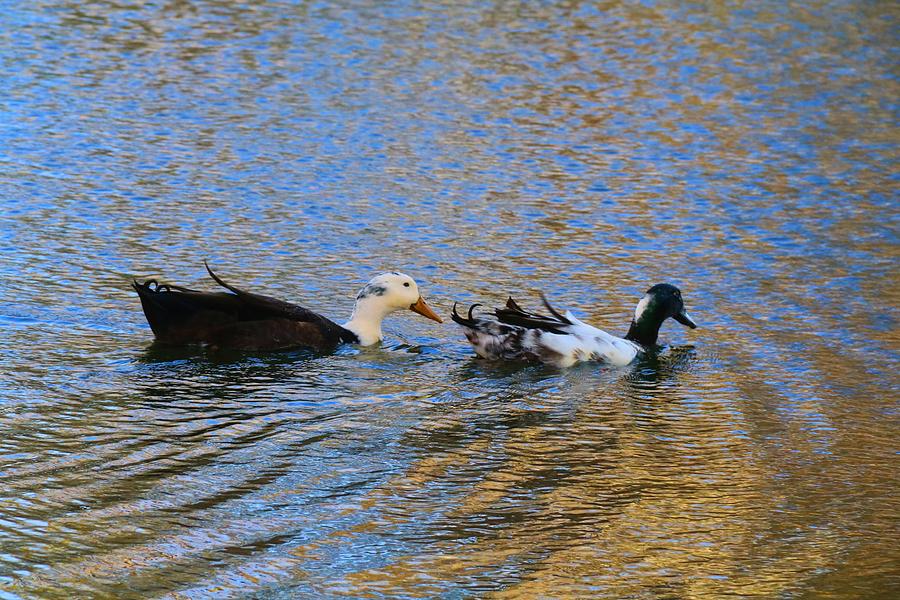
[534,313,640,367]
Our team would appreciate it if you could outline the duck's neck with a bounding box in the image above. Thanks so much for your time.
[343,298,392,346]
[624,295,666,348]
[624,315,664,348]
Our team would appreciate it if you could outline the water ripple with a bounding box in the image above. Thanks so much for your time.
[1,0,898,598]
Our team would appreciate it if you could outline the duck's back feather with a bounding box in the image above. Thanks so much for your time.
[132,266,357,350]
[452,298,641,367]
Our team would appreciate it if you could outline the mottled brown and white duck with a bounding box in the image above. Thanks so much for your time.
[133,263,442,351]
[451,284,696,367]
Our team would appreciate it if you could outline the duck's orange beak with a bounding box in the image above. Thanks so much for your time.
[409,296,443,323]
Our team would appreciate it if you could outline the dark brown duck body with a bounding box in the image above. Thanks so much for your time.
[132,264,358,351]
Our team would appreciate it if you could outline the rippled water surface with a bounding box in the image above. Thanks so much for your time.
[1,0,898,598]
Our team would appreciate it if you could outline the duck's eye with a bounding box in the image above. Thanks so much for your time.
[403,282,410,287]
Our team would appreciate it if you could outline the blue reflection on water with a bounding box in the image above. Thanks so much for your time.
[0,0,898,597]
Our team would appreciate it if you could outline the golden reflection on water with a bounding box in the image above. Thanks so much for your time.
[2,0,898,598]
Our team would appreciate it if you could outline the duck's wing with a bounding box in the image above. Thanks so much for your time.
[541,312,642,367]
[203,263,352,335]
[493,295,573,334]
[132,265,357,349]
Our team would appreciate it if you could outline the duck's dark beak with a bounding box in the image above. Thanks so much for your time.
[674,309,697,329]
[410,296,443,323]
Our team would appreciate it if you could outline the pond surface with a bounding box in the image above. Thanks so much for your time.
[1,0,898,598]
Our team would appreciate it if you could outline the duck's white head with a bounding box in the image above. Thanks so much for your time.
[343,272,442,346]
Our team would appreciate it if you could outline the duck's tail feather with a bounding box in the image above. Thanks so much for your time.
[452,300,540,361]
[131,277,238,342]
[132,278,186,338]
[205,260,242,294]
[450,302,483,328]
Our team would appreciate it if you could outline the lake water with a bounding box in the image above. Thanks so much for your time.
[1,0,898,597]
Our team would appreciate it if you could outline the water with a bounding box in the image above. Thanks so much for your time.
[1,0,898,597]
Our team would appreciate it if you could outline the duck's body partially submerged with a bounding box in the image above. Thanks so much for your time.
[451,284,696,368]
[132,263,442,351]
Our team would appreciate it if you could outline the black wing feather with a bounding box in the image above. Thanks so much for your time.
[494,294,571,335]
[203,262,356,342]
[132,263,358,347]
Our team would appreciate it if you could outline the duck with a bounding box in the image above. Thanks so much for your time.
[132,262,443,351]
[451,283,696,367]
